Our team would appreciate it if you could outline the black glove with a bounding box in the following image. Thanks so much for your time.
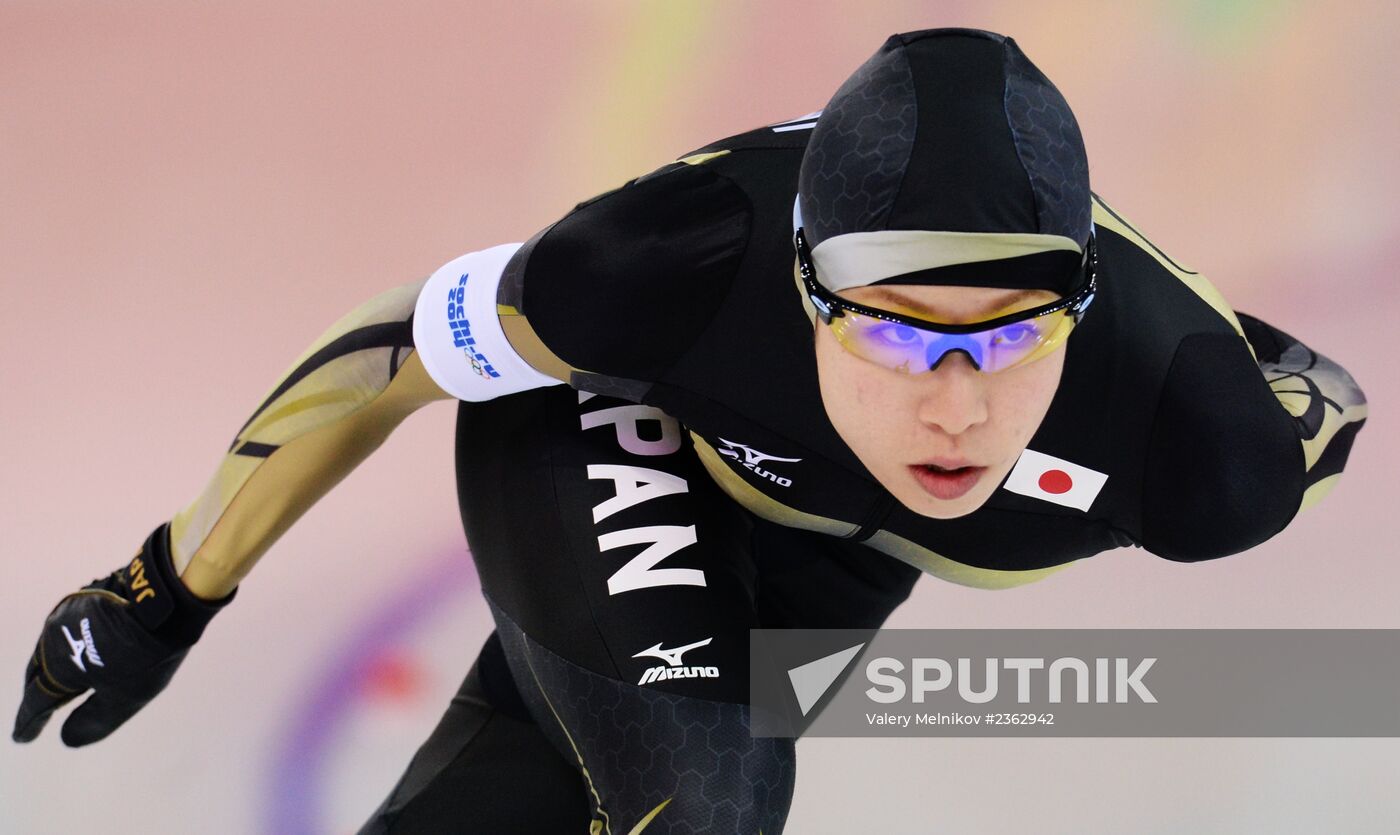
[12,523,235,747]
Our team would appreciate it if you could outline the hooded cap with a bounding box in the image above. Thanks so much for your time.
[797,28,1091,294]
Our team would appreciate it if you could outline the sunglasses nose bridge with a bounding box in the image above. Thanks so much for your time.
[924,345,983,373]
[923,330,986,373]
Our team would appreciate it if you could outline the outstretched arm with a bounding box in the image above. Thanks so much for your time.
[172,279,447,599]
[14,276,448,745]
[176,237,582,597]
[16,243,570,745]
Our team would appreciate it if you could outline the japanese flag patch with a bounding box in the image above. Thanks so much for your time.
[1002,449,1108,512]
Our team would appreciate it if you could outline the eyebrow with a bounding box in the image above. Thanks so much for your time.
[862,287,1044,320]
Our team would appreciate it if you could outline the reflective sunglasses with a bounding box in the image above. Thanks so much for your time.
[795,227,1097,374]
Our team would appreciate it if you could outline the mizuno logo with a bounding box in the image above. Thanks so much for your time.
[634,637,712,667]
[634,637,719,686]
[715,438,801,487]
[62,618,104,672]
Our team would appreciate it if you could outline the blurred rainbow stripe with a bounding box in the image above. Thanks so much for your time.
[263,550,477,835]
[1182,0,1301,49]
[541,0,723,196]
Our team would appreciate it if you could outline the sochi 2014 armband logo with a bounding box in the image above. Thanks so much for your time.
[446,273,500,379]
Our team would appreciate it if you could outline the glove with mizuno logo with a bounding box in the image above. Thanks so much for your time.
[12,523,235,747]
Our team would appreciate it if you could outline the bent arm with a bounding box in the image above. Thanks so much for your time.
[171,279,452,599]
[1092,195,1367,560]
[1237,312,1368,513]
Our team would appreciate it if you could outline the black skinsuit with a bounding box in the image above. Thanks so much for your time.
[361,122,1367,834]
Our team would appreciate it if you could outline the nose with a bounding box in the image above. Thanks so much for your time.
[913,351,989,436]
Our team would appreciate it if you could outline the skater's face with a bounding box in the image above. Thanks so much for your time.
[814,284,1066,519]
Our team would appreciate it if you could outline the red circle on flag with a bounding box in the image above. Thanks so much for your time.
[1038,469,1073,494]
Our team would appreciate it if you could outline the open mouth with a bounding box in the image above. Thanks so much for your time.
[909,463,986,501]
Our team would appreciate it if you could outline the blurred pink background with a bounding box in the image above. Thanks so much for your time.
[3,2,1397,832]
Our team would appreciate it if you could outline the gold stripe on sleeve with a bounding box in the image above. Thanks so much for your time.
[863,529,1073,590]
[689,433,860,538]
[1090,196,1248,344]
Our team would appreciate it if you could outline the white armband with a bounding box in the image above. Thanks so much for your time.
[412,243,567,401]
